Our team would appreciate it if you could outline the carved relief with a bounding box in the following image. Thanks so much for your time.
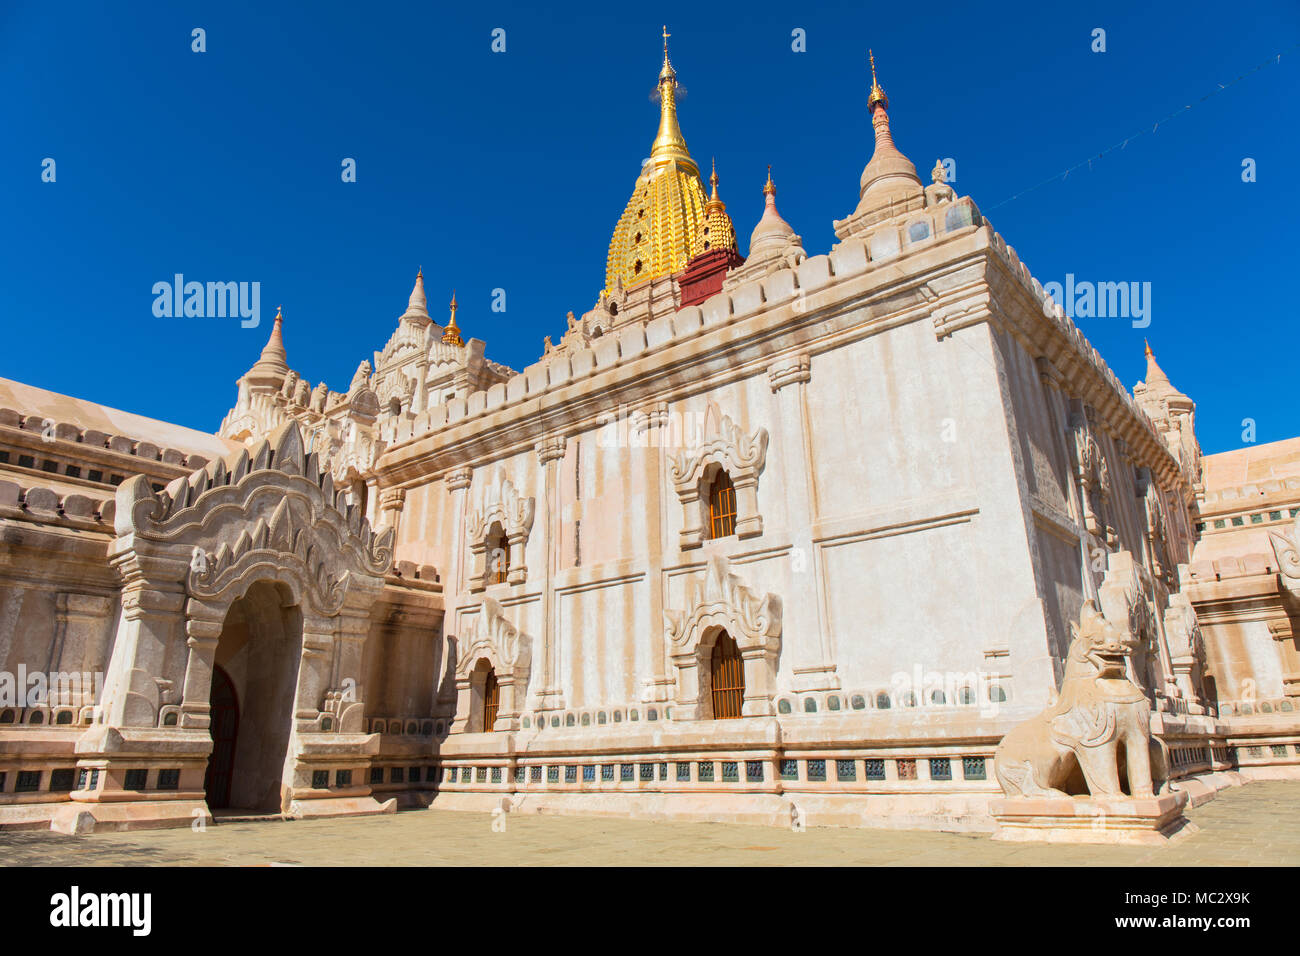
[663,555,782,718]
[105,422,392,730]
[465,467,536,589]
[1269,513,1300,584]
[453,597,532,732]
[994,600,1169,799]
[1164,591,1207,706]
[668,401,769,549]
[1070,404,1115,547]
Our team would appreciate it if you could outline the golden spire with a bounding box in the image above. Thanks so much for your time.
[442,290,463,346]
[764,165,776,196]
[700,159,737,254]
[706,157,724,213]
[868,49,888,111]
[650,24,693,167]
[604,29,709,293]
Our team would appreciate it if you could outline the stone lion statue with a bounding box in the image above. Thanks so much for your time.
[994,601,1169,799]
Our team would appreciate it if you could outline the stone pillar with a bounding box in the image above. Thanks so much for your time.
[295,616,336,723]
[768,355,838,691]
[1036,359,1098,606]
[442,467,472,711]
[637,403,675,703]
[364,477,381,529]
[505,530,528,586]
[378,487,406,542]
[740,644,780,716]
[531,436,566,711]
[1134,468,1178,699]
[452,670,478,734]
[334,611,370,715]
[50,593,114,707]
[177,602,224,729]
[100,552,188,729]
[670,648,704,720]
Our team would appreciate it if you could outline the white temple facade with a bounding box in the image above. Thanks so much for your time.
[0,40,1295,833]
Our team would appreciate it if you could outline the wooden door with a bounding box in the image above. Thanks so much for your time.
[482,669,500,731]
[710,631,744,719]
[203,665,239,809]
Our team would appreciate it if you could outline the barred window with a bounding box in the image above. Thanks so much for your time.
[707,470,737,539]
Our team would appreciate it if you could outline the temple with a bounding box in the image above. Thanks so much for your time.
[0,34,1297,833]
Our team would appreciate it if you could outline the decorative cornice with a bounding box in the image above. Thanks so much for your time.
[535,435,567,466]
[767,354,811,393]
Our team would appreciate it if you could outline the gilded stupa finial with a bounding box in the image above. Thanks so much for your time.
[705,157,727,217]
[764,165,776,196]
[650,27,691,165]
[868,49,889,111]
[442,290,463,346]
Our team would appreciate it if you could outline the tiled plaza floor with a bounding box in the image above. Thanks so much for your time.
[2,780,1297,866]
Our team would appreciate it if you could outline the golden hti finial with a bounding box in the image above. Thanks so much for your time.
[764,164,776,196]
[442,290,463,346]
[274,305,282,322]
[651,25,689,164]
[868,49,889,111]
[705,157,725,215]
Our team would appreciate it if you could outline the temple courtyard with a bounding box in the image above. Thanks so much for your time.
[2,781,1297,867]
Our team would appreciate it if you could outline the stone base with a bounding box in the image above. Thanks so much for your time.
[990,790,1194,845]
[429,790,999,831]
[44,799,210,834]
[286,795,396,820]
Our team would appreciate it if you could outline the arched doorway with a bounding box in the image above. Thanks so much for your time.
[203,666,239,809]
[204,581,304,813]
[710,630,744,719]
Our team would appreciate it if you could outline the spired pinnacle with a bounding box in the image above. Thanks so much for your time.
[604,28,708,293]
[405,268,429,319]
[749,166,799,260]
[245,305,289,390]
[442,291,464,346]
[1144,339,1171,384]
[650,25,691,166]
[706,157,724,213]
[855,49,921,208]
[868,49,888,111]
[701,159,738,253]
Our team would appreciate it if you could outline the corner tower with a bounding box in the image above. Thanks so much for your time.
[604,27,709,294]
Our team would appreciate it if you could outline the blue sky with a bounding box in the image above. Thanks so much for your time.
[2,0,1297,454]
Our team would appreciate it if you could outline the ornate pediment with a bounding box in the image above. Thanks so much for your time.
[114,421,393,617]
[662,555,783,718]
[465,468,535,543]
[668,401,768,493]
[456,597,531,680]
[664,554,782,651]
